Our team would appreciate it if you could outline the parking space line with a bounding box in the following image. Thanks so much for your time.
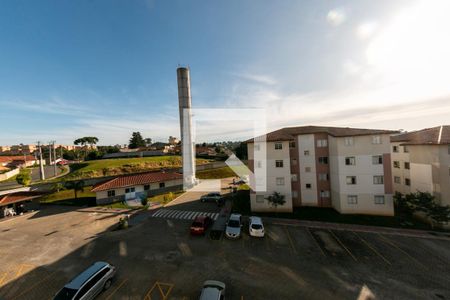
[15,263,34,278]
[0,272,7,286]
[328,230,357,262]
[144,281,174,300]
[284,226,297,254]
[353,232,391,265]
[11,271,56,300]
[306,228,326,257]
[105,278,128,300]
[377,234,428,270]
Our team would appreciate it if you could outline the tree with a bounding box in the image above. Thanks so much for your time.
[16,169,32,186]
[427,205,450,226]
[265,192,286,209]
[129,132,146,149]
[234,142,248,160]
[65,180,85,199]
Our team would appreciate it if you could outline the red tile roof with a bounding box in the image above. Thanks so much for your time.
[390,125,450,145]
[0,156,35,163]
[0,191,45,206]
[91,171,183,192]
[246,125,398,143]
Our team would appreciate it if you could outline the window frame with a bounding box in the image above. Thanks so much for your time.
[374,195,385,204]
[347,195,358,204]
[276,177,285,186]
[373,175,384,184]
[275,160,284,168]
[372,155,383,165]
[274,142,283,150]
[346,176,357,185]
[107,190,115,197]
[345,156,356,166]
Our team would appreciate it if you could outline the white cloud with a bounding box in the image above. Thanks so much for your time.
[231,72,277,85]
[327,9,346,26]
[356,22,378,40]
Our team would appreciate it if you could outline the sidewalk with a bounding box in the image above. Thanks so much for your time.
[264,216,450,240]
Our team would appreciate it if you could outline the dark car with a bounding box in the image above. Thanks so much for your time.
[190,215,212,235]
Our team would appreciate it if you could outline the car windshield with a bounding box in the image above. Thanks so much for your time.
[228,220,240,228]
[251,224,263,230]
[192,222,203,227]
[54,287,77,300]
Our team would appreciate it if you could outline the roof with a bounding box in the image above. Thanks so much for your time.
[390,125,450,145]
[91,171,182,192]
[66,262,109,289]
[0,191,45,206]
[0,156,35,163]
[246,125,398,143]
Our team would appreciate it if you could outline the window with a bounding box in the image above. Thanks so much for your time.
[306,183,312,189]
[374,195,385,204]
[372,155,383,165]
[320,190,330,198]
[372,135,381,144]
[404,162,410,169]
[344,137,354,146]
[275,160,284,168]
[292,191,298,198]
[393,145,399,153]
[291,174,298,182]
[373,176,384,184]
[403,146,409,153]
[125,187,135,193]
[318,157,328,164]
[275,143,283,150]
[304,150,310,156]
[346,176,357,185]
[144,185,150,191]
[292,158,297,165]
[317,139,328,147]
[405,178,411,186]
[159,182,165,188]
[254,144,260,151]
[393,161,400,168]
[256,160,262,168]
[276,177,285,186]
[345,157,356,165]
[256,195,265,203]
[347,195,358,204]
[289,141,296,148]
[394,176,401,184]
[107,190,115,197]
[318,173,329,181]
[305,167,311,172]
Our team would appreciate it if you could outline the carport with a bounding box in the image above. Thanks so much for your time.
[0,191,44,218]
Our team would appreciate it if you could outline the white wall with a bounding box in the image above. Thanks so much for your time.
[298,134,318,205]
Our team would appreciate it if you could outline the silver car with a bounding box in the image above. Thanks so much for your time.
[225,213,242,239]
[199,280,226,300]
[53,261,116,300]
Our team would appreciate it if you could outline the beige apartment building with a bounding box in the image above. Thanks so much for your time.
[247,126,398,216]
[391,126,450,206]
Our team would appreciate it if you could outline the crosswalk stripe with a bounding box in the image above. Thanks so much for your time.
[152,210,164,217]
[186,212,195,219]
[151,209,221,221]
[213,213,219,220]
[174,211,185,219]
[180,211,190,219]
[164,210,177,218]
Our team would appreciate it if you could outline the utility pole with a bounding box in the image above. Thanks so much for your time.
[49,141,57,177]
[37,141,45,180]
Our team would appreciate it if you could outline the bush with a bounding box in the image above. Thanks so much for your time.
[16,169,32,186]
[141,197,148,206]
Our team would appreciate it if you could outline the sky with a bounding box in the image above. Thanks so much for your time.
[1,0,450,145]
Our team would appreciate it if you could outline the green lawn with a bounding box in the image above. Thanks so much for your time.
[40,186,97,206]
[196,166,237,179]
[65,156,210,180]
[148,191,184,204]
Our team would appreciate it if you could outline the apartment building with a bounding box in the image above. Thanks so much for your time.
[391,126,450,206]
[247,126,398,216]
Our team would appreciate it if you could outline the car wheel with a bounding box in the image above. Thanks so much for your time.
[104,279,112,291]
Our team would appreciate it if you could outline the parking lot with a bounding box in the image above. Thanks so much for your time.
[0,200,449,300]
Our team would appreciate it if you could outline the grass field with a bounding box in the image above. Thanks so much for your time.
[196,166,238,179]
[40,186,97,206]
[148,190,184,204]
[65,156,210,180]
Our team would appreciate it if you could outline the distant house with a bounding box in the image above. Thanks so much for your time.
[91,171,183,205]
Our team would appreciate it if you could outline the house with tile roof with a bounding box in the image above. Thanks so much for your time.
[91,171,183,205]
[0,191,44,218]
[390,125,450,206]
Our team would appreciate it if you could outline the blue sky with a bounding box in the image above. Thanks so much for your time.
[1,0,450,145]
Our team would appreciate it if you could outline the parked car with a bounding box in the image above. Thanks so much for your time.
[199,280,226,300]
[200,192,223,206]
[190,215,212,235]
[249,216,265,237]
[225,213,242,239]
[53,261,116,300]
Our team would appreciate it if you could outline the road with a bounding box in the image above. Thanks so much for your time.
[0,166,66,191]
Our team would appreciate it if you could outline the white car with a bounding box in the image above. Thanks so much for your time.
[249,216,264,237]
[199,280,226,300]
[225,214,242,239]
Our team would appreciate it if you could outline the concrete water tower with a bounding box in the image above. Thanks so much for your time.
[177,67,196,188]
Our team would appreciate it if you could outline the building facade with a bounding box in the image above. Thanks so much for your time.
[391,126,450,206]
[247,126,397,215]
